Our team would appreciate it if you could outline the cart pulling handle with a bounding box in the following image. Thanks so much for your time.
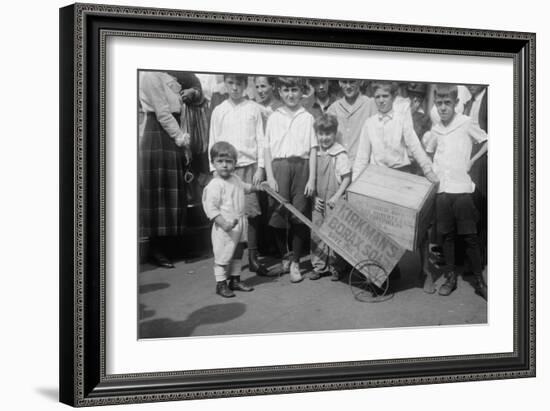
[260,182,316,232]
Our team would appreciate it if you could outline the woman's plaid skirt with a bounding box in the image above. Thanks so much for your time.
[139,112,188,238]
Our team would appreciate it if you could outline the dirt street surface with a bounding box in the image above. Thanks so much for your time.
[139,250,487,339]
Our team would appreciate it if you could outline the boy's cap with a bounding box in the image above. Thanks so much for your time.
[407,83,428,95]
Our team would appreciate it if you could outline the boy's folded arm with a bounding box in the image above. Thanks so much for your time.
[466,121,488,167]
[468,121,488,144]
[470,141,488,165]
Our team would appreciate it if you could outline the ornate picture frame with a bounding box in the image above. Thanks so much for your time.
[59,3,535,406]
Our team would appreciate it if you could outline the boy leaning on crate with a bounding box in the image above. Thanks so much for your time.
[425,84,488,299]
[351,80,439,284]
[351,80,439,182]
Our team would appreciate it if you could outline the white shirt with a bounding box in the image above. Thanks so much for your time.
[393,95,412,117]
[265,106,318,159]
[426,113,488,194]
[352,110,432,179]
[202,174,252,221]
[139,71,185,141]
[209,99,265,170]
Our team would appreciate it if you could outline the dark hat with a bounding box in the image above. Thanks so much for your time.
[407,82,428,95]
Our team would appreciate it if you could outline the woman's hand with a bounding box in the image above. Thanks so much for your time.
[180,88,197,103]
[175,132,190,147]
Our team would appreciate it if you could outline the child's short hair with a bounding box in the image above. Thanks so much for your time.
[276,76,306,89]
[433,84,459,101]
[313,113,339,135]
[309,77,329,86]
[253,75,276,86]
[371,81,398,95]
[210,141,238,162]
[407,83,428,100]
[223,73,248,85]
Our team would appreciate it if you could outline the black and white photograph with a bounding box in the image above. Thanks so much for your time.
[137,71,489,339]
[55,1,537,407]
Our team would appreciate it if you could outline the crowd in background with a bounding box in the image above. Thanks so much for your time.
[138,72,488,299]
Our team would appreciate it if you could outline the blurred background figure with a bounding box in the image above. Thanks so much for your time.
[463,83,488,268]
[393,82,412,116]
[254,75,282,125]
[138,70,203,268]
[327,79,377,166]
[303,78,337,118]
[408,82,432,175]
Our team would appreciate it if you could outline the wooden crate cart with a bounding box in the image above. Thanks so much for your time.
[262,182,407,301]
[347,164,436,252]
[262,164,437,300]
[347,165,437,293]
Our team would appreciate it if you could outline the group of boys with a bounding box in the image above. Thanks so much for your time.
[201,74,488,301]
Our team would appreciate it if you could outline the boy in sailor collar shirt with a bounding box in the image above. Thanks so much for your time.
[425,84,488,299]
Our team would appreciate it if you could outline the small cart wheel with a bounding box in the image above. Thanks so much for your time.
[348,260,392,302]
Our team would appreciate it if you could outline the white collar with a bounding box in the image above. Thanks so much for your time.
[319,142,347,157]
[377,110,394,121]
[433,112,470,134]
[277,105,306,118]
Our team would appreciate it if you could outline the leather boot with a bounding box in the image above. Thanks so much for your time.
[438,271,457,296]
[216,281,235,298]
[474,273,487,300]
[248,249,270,276]
[229,276,254,292]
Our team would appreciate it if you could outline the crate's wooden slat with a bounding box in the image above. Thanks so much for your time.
[347,165,436,251]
